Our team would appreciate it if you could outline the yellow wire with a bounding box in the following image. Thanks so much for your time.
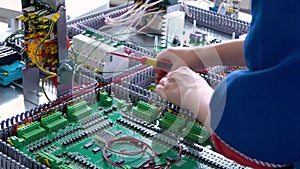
[33,21,57,101]
[41,74,56,101]
[34,22,56,76]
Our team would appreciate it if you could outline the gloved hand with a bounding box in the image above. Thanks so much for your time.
[155,46,219,84]
[156,66,214,125]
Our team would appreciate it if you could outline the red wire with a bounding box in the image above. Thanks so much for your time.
[102,136,183,169]
[102,136,155,168]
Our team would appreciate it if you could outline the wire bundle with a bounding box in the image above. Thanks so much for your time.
[101,0,165,33]
[33,12,60,101]
[102,136,183,169]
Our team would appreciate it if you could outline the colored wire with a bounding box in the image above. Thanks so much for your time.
[101,0,163,33]
[106,136,149,156]
[140,145,183,169]
[137,10,164,32]
[102,136,183,169]
[33,22,56,77]
[33,21,56,101]
[102,136,155,168]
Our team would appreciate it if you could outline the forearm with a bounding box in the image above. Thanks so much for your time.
[194,39,245,69]
[167,39,245,70]
[214,39,245,66]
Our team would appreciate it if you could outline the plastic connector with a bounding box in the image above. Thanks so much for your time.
[41,112,68,132]
[99,92,113,107]
[17,122,46,143]
[67,101,92,121]
[51,12,60,23]
[137,101,157,111]
[17,122,41,135]
[132,101,159,122]
[159,118,181,132]
[8,136,25,148]
[164,112,185,124]
[17,15,26,21]
[184,122,210,143]
[158,112,185,132]
[36,152,63,168]
[0,61,25,86]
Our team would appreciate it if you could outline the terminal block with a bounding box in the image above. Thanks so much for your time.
[36,152,63,169]
[67,101,92,121]
[7,136,25,148]
[41,112,68,132]
[0,60,25,86]
[158,112,185,132]
[98,91,113,107]
[184,122,210,144]
[132,101,159,122]
[17,121,46,143]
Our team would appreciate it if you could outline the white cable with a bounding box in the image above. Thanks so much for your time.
[104,0,162,26]
[130,0,163,29]
[101,0,164,33]
[137,10,164,32]
[179,0,192,17]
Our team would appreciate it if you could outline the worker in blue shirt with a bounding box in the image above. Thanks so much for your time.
[155,0,300,168]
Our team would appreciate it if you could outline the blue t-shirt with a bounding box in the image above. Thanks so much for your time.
[210,0,300,165]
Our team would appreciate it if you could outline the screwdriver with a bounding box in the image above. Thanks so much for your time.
[110,52,206,74]
[109,52,172,71]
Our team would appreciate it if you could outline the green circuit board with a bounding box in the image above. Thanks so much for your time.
[7,91,246,169]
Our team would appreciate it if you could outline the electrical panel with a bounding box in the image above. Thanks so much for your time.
[0,84,251,169]
[0,1,254,168]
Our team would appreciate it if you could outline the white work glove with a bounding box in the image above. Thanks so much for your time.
[156,66,214,125]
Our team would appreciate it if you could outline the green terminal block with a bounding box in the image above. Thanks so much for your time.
[41,112,68,132]
[184,122,210,143]
[36,152,63,169]
[99,92,113,107]
[132,101,159,122]
[17,122,46,143]
[67,101,92,121]
[159,118,182,132]
[9,136,25,148]
[158,112,185,132]
[164,112,185,124]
